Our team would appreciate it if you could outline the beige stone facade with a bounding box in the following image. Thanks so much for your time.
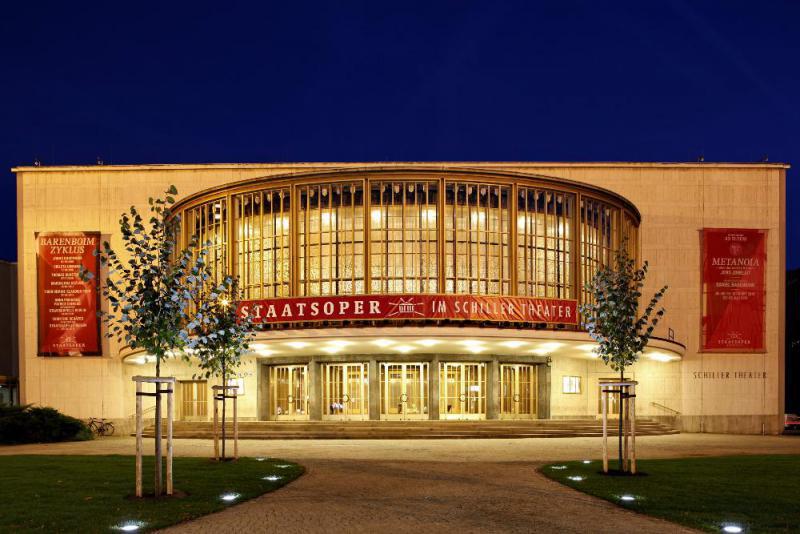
[14,162,787,434]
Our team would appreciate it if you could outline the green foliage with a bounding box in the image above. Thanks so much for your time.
[0,456,303,532]
[579,242,668,373]
[0,404,93,444]
[186,276,254,384]
[80,185,217,376]
[543,456,800,532]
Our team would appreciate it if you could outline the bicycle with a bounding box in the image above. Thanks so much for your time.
[87,417,115,437]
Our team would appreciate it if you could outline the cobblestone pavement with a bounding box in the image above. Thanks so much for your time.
[3,434,798,533]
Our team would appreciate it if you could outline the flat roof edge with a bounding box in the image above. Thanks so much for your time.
[11,161,791,172]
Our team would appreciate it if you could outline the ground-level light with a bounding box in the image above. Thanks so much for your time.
[263,475,282,481]
[619,495,635,502]
[567,476,584,481]
[113,521,145,532]
[721,526,743,533]
[220,492,240,502]
[550,465,567,470]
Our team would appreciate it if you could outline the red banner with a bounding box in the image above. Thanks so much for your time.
[37,232,101,356]
[239,294,577,325]
[702,228,766,352]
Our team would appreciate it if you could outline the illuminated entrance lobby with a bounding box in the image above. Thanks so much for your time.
[140,167,684,424]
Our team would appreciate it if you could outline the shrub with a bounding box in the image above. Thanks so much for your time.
[0,404,93,444]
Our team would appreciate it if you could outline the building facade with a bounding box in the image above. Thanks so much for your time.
[14,162,787,433]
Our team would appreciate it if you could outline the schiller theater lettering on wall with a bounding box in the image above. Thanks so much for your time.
[14,162,787,434]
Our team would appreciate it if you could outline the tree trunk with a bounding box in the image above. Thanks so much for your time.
[221,358,226,460]
[619,367,624,472]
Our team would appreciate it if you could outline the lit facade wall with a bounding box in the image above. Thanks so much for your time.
[14,162,787,434]
[173,171,639,304]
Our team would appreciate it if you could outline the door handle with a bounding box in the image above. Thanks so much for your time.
[400,393,408,403]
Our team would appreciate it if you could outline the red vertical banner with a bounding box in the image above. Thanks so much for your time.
[37,232,102,356]
[702,228,767,352]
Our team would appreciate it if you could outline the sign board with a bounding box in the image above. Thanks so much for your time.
[701,228,766,352]
[239,294,577,326]
[37,232,101,356]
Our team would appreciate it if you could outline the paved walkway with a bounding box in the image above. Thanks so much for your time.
[3,434,799,533]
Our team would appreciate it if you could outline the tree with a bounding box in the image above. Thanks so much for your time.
[80,185,218,495]
[187,276,254,460]
[579,241,668,473]
[81,185,213,377]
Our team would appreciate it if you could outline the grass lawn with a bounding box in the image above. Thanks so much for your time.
[541,455,800,532]
[0,455,303,533]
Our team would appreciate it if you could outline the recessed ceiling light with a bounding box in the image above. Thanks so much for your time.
[250,343,267,350]
[371,339,395,348]
[328,340,352,347]
[322,346,343,354]
[256,349,275,357]
[460,339,484,347]
[285,341,310,349]
[531,348,549,356]
[577,344,597,352]
[415,339,441,347]
[393,345,415,353]
[499,340,526,349]
[649,352,674,362]
[467,346,486,353]
[539,342,564,351]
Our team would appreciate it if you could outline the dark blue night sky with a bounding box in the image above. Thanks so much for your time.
[1,1,797,265]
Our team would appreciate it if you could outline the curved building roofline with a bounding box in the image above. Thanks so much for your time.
[171,166,643,222]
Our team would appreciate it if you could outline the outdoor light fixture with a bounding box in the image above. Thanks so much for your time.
[275,464,292,468]
[619,495,635,502]
[550,465,567,470]
[113,521,145,532]
[255,457,267,462]
[262,475,282,481]
[372,339,395,348]
[415,339,441,347]
[721,526,743,534]
[393,345,415,353]
[499,340,526,349]
[567,476,584,481]
[582,460,591,464]
[285,341,310,349]
[220,492,240,502]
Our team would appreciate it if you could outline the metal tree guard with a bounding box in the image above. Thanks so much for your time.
[133,376,175,497]
[212,384,239,461]
[600,380,637,474]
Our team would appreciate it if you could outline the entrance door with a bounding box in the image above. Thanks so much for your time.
[179,380,208,421]
[439,363,486,420]
[500,364,537,419]
[380,363,429,420]
[270,365,309,420]
[323,363,369,420]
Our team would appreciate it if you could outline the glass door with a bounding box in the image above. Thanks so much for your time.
[439,363,486,420]
[270,365,309,420]
[380,363,429,420]
[179,380,208,421]
[500,364,537,419]
[323,363,369,420]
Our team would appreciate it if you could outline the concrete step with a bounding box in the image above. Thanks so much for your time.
[140,418,678,440]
